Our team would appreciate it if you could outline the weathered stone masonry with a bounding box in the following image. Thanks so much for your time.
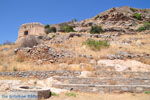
[16,22,45,43]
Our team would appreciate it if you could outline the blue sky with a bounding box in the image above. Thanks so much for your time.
[0,0,150,44]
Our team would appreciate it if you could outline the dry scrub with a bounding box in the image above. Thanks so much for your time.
[0,32,150,72]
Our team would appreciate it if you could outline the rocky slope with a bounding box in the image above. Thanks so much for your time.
[76,6,150,32]
[50,6,149,33]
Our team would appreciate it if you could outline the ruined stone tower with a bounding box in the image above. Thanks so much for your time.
[16,22,45,43]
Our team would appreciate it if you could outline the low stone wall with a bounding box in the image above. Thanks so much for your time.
[0,71,81,79]
[52,84,150,93]
[0,70,149,93]
[94,71,150,78]
[0,71,150,79]
[53,77,150,85]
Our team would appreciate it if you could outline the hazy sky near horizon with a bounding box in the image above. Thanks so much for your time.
[0,0,150,44]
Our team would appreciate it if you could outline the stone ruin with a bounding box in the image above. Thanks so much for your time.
[16,22,45,43]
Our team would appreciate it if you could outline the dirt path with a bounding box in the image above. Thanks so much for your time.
[47,93,150,100]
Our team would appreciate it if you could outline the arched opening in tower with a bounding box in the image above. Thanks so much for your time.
[24,31,28,35]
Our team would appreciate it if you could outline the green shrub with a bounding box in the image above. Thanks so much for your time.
[90,25,103,34]
[137,22,150,31]
[13,67,18,71]
[130,8,137,12]
[44,25,50,28]
[83,39,109,51]
[65,92,77,97]
[51,92,59,96]
[133,13,142,20]
[44,25,57,34]
[60,25,75,32]
[144,91,150,94]
[143,22,150,30]
[49,27,57,33]
[137,26,146,31]
[94,15,100,20]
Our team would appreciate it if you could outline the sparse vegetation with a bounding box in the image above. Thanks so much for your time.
[13,67,18,71]
[83,39,109,51]
[144,91,150,94]
[60,25,75,32]
[137,27,146,32]
[65,92,77,97]
[94,15,100,20]
[137,22,150,31]
[44,25,57,34]
[51,92,59,96]
[133,13,142,20]
[44,25,50,28]
[90,25,103,34]
[130,8,138,12]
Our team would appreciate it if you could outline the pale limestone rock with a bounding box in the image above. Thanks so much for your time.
[97,59,150,72]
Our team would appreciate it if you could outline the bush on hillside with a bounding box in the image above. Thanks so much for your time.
[137,22,150,31]
[90,25,103,34]
[133,13,142,20]
[83,39,109,51]
[130,8,138,12]
[44,25,50,29]
[60,25,75,32]
[44,25,57,34]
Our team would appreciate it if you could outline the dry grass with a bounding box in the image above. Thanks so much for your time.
[0,44,59,72]
[50,33,150,59]
[116,33,150,54]
[46,92,150,100]
[0,44,93,72]
[0,33,150,72]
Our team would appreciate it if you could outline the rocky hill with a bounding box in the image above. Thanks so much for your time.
[75,6,150,32]
[0,6,150,99]
[50,6,149,33]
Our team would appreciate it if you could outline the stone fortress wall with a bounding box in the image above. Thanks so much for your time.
[16,22,45,43]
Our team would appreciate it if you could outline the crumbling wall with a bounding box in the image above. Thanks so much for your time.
[16,22,45,43]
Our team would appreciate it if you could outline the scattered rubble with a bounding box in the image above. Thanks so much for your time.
[107,51,150,60]
[16,44,76,63]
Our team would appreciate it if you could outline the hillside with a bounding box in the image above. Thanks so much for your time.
[50,6,150,33]
[76,6,150,32]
